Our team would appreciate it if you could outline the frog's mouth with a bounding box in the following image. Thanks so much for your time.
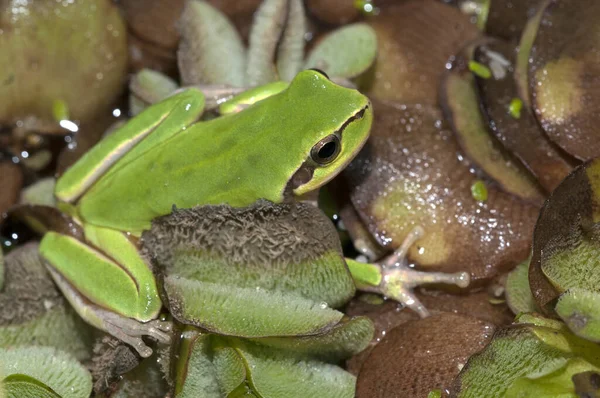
[290,103,373,197]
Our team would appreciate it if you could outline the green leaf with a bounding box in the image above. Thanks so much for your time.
[165,276,343,337]
[556,288,600,343]
[505,259,538,315]
[304,23,377,79]
[0,347,92,398]
[3,374,62,398]
[251,316,374,362]
[230,339,356,398]
[178,0,246,87]
[175,331,222,398]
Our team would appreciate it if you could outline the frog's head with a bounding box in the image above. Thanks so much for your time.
[286,69,373,197]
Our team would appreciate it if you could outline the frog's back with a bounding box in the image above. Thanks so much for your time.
[77,70,370,233]
[78,97,310,233]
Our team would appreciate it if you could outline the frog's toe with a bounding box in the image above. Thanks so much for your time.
[381,266,471,318]
[101,311,173,358]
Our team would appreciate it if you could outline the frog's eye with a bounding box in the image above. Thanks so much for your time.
[308,68,330,80]
[311,134,341,165]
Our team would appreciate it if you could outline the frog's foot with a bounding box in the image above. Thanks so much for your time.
[361,226,470,318]
[99,309,173,358]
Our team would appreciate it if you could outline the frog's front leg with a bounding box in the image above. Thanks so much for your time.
[40,228,171,358]
[347,226,470,318]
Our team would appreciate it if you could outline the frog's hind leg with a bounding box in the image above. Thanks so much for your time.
[347,226,470,318]
[55,88,206,203]
[40,231,171,357]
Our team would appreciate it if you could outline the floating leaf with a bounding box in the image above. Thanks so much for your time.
[529,0,600,160]
[365,0,480,104]
[178,0,246,87]
[3,374,62,398]
[530,159,600,321]
[356,313,496,397]
[343,101,538,284]
[304,23,377,79]
[474,40,574,192]
[175,330,223,398]
[230,339,356,398]
[0,347,92,398]
[440,48,543,203]
[143,200,355,308]
[164,276,343,337]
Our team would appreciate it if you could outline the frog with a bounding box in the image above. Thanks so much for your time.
[38,69,373,357]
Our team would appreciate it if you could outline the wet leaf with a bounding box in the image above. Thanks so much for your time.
[0,346,92,398]
[365,0,480,104]
[529,0,600,161]
[356,313,495,397]
[245,0,288,86]
[0,0,128,131]
[441,51,544,203]
[474,40,574,192]
[343,101,538,285]
[345,290,515,376]
[142,200,355,336]
[178,0,246,87]
[304,23,377,79]
[276,0,306,81]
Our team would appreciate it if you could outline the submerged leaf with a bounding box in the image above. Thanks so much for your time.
[304,23,377,79]
[505,259,537,315]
